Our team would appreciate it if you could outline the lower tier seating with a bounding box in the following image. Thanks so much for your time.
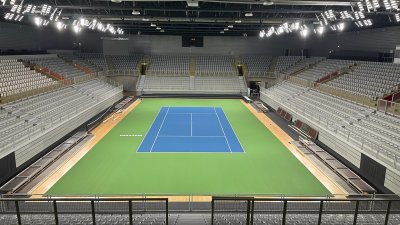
[0,79,123,166]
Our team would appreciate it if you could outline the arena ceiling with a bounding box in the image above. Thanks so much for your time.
[0,0,399,36]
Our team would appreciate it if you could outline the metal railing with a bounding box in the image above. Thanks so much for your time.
[212,196,400,225]
[0,197,168,225]
[377,99,400,117]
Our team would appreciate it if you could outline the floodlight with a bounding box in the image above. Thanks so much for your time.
[300,28,308,37]
[34,17,42,26]
[337,22,345,31]
[4,13,10,19]
[10,5,17,12]
[10,0,15,5]
[1,0,6,6]
[132,10,140,15]
[23,5,32,14]
[224,28,229,31]
[390,0,399,10]
[395,13,400,22]
[259,30,265,38]
[245,12,253,17]
[73,25,81,33]
[235,20,242,23]
[383,0,391,9]
[365,0,374,12]
[220,31,224,34]
[18,15,23,21]
[142,18,149,21]
[357,2,364,11]
[160,29,165,33]
[372,0,380,9]
[228,25,233,28]
[150,23,156,27]
[316,26,325,35]
[156,27,161,30]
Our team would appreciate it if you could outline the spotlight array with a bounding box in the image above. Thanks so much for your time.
[2,0,124,35]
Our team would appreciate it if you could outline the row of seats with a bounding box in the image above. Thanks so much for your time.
[295,59,355,81]
[78,53,108,70]
[274,56,304,73]
[29,57,87,79]
[111,55,142,71]
[0,79,121,155]
[196,55,235,76]
[59,54,102,72]
[240,55,272,76]
[283,57,325,76]
[326,61,400,98]
[260,81,400,169]
[147,55,189,75]
[137,75,247,94]
[0,59,57,98]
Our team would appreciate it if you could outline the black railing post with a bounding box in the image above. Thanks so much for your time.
[282,200,287,225]
[250,200,254,225]
[353,200,360,225]
[246,200,251,225]
[15,200,22,225]
[53,200,59,225]
[91,200,96,225]
[211,199,214,225]
[128,200,133,225]
[384,201,392,225]
[317,200,323,225]
[166,199,169,225]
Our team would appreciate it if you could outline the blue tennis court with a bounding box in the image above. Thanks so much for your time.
[137,107,244,153]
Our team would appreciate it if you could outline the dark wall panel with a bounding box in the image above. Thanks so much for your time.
[0,152,16,186]
[0,22,103,52]
[360,153,386,186]
[103,26,400,57]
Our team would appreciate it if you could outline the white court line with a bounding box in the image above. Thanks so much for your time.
[150,107,170,152]
[219,107,246,153]
[136,106,165,153]
[214,107,232,153]
[190,113,193,136]
[158,135,225,138]
[168,113,215,115]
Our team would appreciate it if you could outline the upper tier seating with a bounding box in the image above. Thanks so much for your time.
[137,75,247,95]
[78,53,108,71]
[111,55,142,71]
[59,54,101,72]
[241,55,272,77]
[274,56,304,73]
[260,81,400,193]
[326,61,400,98]
[295,59,355,81]
[0,59,57,98]
[283,57,325,76]
[148,55,189,75]
[30,57,86,79]
[0,79,122,166]
[196,55,236,76]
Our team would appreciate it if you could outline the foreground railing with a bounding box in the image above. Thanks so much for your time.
[377,99,400,117]
[212,196,400,225]
[0,197,168,225]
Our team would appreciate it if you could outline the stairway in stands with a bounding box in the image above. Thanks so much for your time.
[174,214,210,225]
[267,57,278,74]
[189,56,196,76]
[105,55,115,71]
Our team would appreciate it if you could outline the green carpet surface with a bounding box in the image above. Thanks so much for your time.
[47,98,330,196]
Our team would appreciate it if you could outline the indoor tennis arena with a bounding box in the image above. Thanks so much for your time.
[0,0,400,224]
